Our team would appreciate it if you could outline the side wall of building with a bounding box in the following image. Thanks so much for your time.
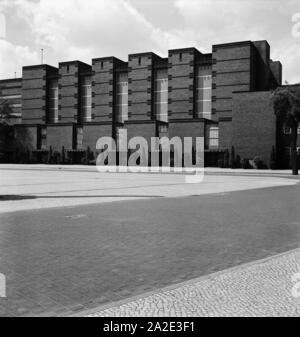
[232,91,276,167]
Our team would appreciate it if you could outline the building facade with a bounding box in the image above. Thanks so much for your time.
[0,39,299,168]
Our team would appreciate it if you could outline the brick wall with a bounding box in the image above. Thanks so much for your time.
[168,48,199,120]
[128,53,159,121]
[168,120,205,140]
[58,61,90,124]
[22,65,57,124]
[125,121,156,145]
[218,119,233,150]
[232,91,276,167]
[47,124,73,151]
[83,123,112,151]
[92,57,126,123]
[212,42,252,121]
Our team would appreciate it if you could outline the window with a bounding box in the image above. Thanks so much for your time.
[39,126,47,150]
[116,72,128,123]
[48,79,58,123]
[159,124,168,133]
[116,127,127,150]
[196,66,212,119]
[81,75,92,122]
[154,68,168,123]
[209,127,219,148]
[283,124,292,135]
[0,94,21,100]
[297,147,300,155]
[298,125,300,134]
[76,127,83,150]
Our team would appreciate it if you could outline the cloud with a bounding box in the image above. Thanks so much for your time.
[173,0,300,82]
[0,0,299,83]
[1,0,193,70]
[0,40,39,78]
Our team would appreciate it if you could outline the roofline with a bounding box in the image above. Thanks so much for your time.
[0,78,22,83]
[212,40,252,50]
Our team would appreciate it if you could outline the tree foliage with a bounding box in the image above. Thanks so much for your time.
[271,86,300,175]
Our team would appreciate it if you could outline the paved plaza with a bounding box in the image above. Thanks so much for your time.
[0,164,297,214]
[0,165,299,316]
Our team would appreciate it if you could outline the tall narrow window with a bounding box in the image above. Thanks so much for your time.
[196,66,212,119]
[81,76,92,122]
[154,68,168,123]
[208,127,219,148]
[116,72,128,123]
[48,79,58,123]
[38,126,47,150]
[76,127,83,150]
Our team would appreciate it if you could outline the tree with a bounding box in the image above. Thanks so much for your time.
[0,99,15,162]
[0,82,15,125]
[230,146,235,169]
[271,86,300,175]
[0,100,15,125]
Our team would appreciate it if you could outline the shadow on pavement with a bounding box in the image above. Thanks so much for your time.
[0,194,163,200]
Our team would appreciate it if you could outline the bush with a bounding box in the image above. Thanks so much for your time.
[270,146,276,170]
[53,151,61,164]
[235,155,241,168]
[253,156,264,169]
[241,158,251,169]
[218,159,224,168]
[230,146,235,169]
[224,150,230,168]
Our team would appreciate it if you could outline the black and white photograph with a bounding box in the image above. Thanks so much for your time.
[0,0,300,326]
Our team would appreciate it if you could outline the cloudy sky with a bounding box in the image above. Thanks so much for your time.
[0,0,299,83]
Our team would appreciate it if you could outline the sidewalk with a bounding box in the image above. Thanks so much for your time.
[0,165,297,214]
[84,249,300,317]
[0,163,297,177]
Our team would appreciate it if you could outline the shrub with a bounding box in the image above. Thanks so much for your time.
[218,159,224,168]
[253,156,264,169]
[241,158,251,169]
[235,155,241,168]
[224,150,230,168]
[270,146,276,170]
[230,146,235,168]
[53,151,61,164]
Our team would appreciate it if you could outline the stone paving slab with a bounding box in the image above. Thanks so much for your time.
[86,249,300,317]
[0,166,297,214]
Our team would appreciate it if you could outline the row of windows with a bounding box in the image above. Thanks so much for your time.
[208,127,219,148]
[48,79,59,123]
[154,69,168,122]
[116,72,128,123]
[283,124,300,135]
[46,71,213,124]
[284,147,300,156]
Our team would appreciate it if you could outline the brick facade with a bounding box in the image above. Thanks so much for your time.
[0,39,289,168]
[232,91,276,165]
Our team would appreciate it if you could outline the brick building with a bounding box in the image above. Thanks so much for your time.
[0,39,299,168]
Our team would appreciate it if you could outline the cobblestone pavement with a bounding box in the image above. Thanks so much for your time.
[0,182,299,316]
[87,249,300,317]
